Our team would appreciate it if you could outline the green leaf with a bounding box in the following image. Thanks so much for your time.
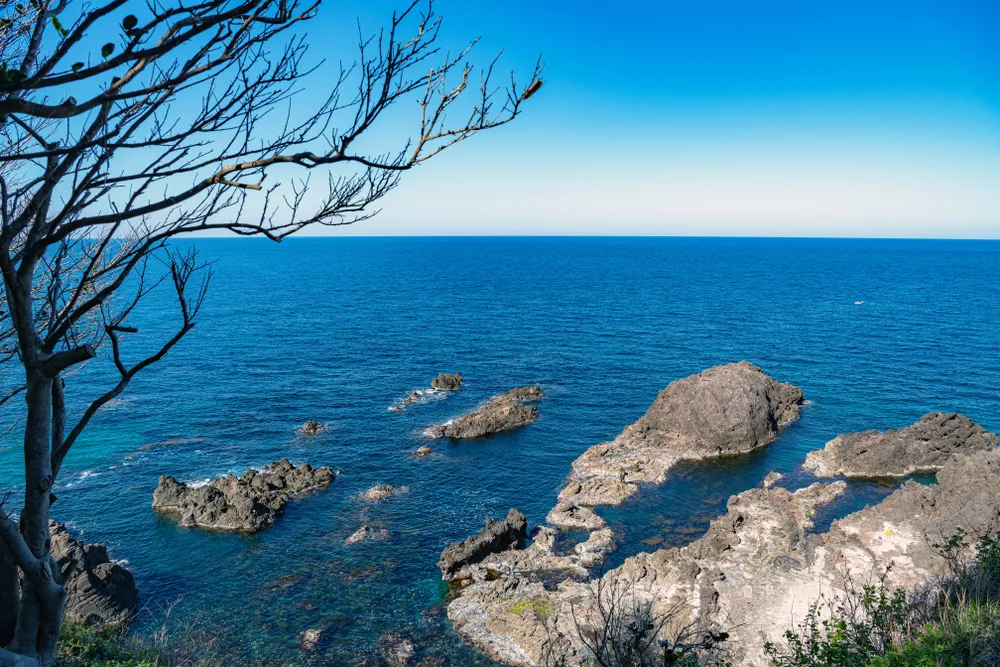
[122,14,137,31]
[71,62,83,72]
[51,15,68,37]
[101,43,114,58]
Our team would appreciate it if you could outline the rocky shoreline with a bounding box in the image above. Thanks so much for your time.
[51,522,139,627]
[439,362,1000,666]
[152,458,336,532]
[45,363,1000,665]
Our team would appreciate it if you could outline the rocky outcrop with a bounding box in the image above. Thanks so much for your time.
[152,459,336,532]
[547,362,802,525]
[299,420,325,435]
[431,372,463,391]
[445,446,1000,666]
[804,412,998,478]
[361,485,394,501]
[428,386,543,439]
[49,522,138,626]
[391,373,464,412]
[762,471,784,488]
[496,386,543,402]
[359,485,409,501]
[439,509,528,581]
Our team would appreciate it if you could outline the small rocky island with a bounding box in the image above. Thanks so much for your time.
[50,522,139,627]
[152,458,336,532]
[390,372,464,411]
[431,372,463,391]
[427,386,543,439]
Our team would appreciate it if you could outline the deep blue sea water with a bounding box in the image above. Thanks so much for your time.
[2,237,999,665]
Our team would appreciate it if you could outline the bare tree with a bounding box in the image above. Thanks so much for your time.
[0,0,542,663]
[566,572,730,667]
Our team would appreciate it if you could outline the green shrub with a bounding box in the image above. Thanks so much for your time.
[765,531,1000,667]
[54,624,163,667]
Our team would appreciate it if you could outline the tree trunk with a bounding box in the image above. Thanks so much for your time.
[6,373,64,665]
[0,540,16,647]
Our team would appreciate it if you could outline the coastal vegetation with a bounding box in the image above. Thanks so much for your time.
[765,530,1000,667]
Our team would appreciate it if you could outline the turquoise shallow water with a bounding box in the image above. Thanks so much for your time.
[1,237,999,665]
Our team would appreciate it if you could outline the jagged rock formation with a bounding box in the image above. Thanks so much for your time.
[439,509,528,581]
[431,372,463,391]
[50,522,138,626]
[804,412,998,478]
[428,386,544,439]
[449,445,1000,665]
[547,362,802,527]
[152,458,336,532]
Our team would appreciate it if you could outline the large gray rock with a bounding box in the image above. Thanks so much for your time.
[431,372,463,391]
[804,412,997,478]
[439,509,528,581]
[547,362,802,522]
[152,458,336,532]
[49,522,138,626]
[428,386,544,439]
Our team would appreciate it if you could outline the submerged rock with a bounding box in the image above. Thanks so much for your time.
[431,372,463,391]
[152,458,336,532]
[298,627,328,650]
[428,386,544,439]
[804,412,997,478]
[50,522,138,626]
[299,420,325,435]
[361,485,394,501]
[345,525,389,545]
[438,509,528,581]
[415,445,433,457]
[379,633,417,665]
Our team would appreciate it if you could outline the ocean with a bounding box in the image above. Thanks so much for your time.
[2,237,998,665]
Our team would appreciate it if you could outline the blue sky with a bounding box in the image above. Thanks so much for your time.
[306,0,1000,237]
